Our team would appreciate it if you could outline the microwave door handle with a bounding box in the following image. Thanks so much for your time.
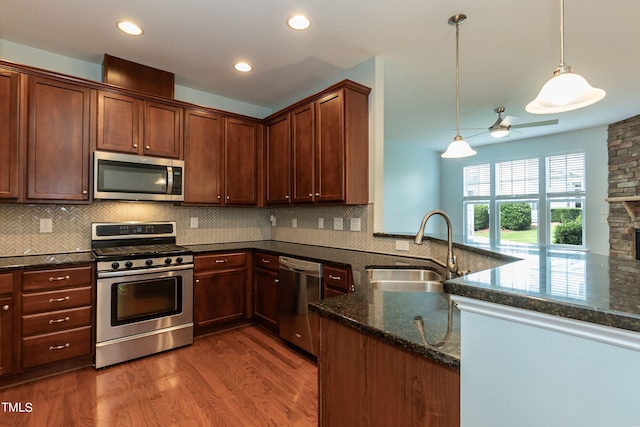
[166,166,174,195]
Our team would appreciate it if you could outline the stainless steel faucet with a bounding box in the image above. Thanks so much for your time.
[414,210,458,278]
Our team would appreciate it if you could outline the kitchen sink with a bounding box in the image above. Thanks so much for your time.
[366,268,444,293]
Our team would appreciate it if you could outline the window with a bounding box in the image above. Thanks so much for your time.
[463,152,586,250]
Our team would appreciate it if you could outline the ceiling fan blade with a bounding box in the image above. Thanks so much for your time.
[511,119,559,129]
[507,129,523,136]
[465,130,489,139]
[500,115,520,127]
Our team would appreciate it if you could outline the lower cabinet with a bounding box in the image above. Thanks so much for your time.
[252,252,280,333]
[20,265,94,370]
[0,273,14,377]
[323,265,355,299]
[194,252,248,334]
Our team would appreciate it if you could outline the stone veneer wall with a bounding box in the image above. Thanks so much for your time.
[608,114,640,259]
[0,202,507,274]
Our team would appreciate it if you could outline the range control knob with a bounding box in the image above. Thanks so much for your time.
[145,259,153,266]
[125,261,133,269]
[164,258,172,265]
[111,262,120,270]
[176,257,183,264]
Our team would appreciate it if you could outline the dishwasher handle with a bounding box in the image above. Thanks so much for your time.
[279,256,323,276]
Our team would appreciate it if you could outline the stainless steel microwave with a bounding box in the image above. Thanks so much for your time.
[94,151,185,201]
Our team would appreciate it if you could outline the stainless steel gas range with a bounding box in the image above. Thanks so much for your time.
[91,221,193,369]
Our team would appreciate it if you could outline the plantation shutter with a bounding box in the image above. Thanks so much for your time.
[547,153,585,194]
[463,164,490,197]
[496,158,539,196]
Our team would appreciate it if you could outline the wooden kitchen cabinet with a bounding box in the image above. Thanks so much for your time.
[194,253,249,334]
[0,273,15,377]
[252,252,280,333]
[183,108,224,204]
[265,80,370,206]
[97,90,182,159]
[265,114,292,205]
[20,265,94,370]
[323,265,355,299]
[26,76,93,202]
[224,118,259,205]
[0,70,21,200]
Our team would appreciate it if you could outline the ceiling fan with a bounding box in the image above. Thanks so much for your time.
[469,107,559,139]
[488,107,559,138]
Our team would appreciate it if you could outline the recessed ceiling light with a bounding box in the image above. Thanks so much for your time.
[234,62,252,72]
[116,21,144,36]
[287,15,311,30]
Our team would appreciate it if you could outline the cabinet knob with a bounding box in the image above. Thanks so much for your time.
[217,195,221,199]
[308,193,313,197]
[2,305,8,311]
[315,193,320,197]
[133,144,138,148]
[82,190,88,195]
[350,285,355,292]
[275,279,279,283]
[195,279,200,283]
[145,145,151,150]
[226,195,230,200]
[286,195,290,199]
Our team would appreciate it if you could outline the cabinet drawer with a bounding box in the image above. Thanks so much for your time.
[22,286,92,315]
[324,266,353,292]
[22,326,92,369]
[253,252,279,271]
[22,306,92,336]
[22,266,93,291]
[0,272,13,294]
[195,253,247,271]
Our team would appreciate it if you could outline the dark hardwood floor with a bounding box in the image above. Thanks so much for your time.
[0,326,318,426]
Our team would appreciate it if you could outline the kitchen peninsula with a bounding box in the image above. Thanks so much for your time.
[311,236,640,427]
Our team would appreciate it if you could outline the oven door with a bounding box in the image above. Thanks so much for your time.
[96,264,193,343]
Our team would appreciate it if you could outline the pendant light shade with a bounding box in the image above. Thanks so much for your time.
[441,14,476,159]
[526,0,605,114]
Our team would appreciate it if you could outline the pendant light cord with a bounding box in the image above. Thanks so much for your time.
[455,21,461,138]
[559,0,565,67]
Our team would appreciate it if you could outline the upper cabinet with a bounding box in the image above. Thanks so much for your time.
[183,108,224,204]
[265,80,370,206]
[26,76,93,202]
[225,118,259,205]
[97,90,182,159]
[0,70,20,200]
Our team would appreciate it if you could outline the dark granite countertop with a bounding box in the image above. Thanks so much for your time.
[0,251,94,271]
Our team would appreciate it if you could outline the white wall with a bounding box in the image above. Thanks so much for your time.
[438,126,610,255]
[383,140,441,233]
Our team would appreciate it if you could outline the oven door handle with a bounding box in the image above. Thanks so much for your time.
[97,263,194,278]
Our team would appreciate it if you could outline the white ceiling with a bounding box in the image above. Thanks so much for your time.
[1,0,638,152]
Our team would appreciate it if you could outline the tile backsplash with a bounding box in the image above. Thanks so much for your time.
[0,202,507,274]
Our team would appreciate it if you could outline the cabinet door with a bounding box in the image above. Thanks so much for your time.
[292,103,315,203]
[253,268,279,333]
[97,91,142,154]
[184,109,223,204]
[27,76,92,202]
[315,91,345,203]
[144,100,182,158]
[0,70,20,200]
[224,118,257,205]
[265,114,292,205]
[0,295,13,376]
[194,268,246,329]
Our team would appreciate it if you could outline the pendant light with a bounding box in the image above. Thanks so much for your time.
[442,14,476,159]
[525,0,605,114]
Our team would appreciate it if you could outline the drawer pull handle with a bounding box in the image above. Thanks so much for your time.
[49,275,70,282]
[49,343,70,351]
[261,259,270,264]
[49,296,70,303]
[215,259,228,263]
[329,275,341,281]
[49,317,70,325]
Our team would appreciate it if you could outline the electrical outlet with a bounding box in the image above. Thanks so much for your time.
[292,218,297,228]
[395,240,410,251]
[318,218,324,229]
[333,217,343,230]
[350,218,361,232]
[40,218,53,233]
[190,217,199,229]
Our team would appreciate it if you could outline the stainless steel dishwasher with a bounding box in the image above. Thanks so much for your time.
[278,256,323,356]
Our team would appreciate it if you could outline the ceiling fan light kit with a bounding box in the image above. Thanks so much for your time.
[441,13,476,159]
[526,0,605,114]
